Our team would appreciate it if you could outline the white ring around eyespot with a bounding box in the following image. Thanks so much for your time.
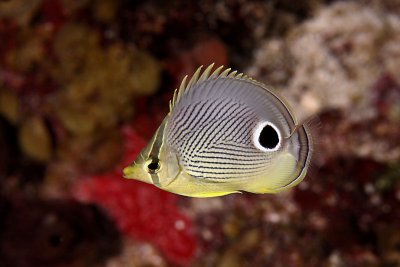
[253,121,281,152]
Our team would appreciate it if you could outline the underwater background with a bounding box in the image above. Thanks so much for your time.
[0,0,399,266]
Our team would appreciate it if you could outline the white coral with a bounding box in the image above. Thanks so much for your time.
[249,2,400,121]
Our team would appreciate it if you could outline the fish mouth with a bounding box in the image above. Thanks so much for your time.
[122,164,153,185]
[122,166,133,178]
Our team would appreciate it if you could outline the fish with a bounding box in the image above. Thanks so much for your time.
[123,64,313,197]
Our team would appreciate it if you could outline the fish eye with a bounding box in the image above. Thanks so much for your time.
[146,158,161,174]
[254,122,281,152]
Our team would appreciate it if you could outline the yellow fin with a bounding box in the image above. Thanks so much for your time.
[184,191,241,198]
[162,169,240,198]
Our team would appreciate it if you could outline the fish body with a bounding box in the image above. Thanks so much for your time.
[123,64,313,197]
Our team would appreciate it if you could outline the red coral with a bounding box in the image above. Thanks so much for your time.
[73,126,197,265]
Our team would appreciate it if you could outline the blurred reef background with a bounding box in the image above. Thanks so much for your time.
[0,0,400,266]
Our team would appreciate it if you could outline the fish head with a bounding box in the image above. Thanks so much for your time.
[123,118,181,187]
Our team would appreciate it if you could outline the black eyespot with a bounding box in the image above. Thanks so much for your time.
[147,159,160,173]
[259,124,280,149]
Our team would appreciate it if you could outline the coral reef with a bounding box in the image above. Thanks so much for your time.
[248,1,400,121]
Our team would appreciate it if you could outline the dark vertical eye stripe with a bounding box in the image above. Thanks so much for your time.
[147,118,169,186]
[149,120,167,158]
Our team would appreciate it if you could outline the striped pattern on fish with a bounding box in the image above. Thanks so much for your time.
[123,64,314,197]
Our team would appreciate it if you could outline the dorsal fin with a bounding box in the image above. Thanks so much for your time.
[169,63,249,112]
[167,64,298,128]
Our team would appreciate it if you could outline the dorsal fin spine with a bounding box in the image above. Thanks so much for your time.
[227,70,238,78]
[169,64,253,112]
[170,89,178,110]
[198,63,215,83]
[210,65,224,78]
[220,68,231,78]
[175,75,188,110]
[185,66,202,94]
